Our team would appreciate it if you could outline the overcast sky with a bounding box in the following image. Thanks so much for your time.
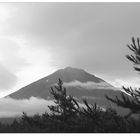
[0,3,140,97]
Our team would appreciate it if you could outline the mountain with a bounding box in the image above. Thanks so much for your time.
[7,67,125,111]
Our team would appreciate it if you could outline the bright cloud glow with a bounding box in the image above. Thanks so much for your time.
[0,96,106,118]
[63,80,119,90]
[0,36,56,97]
[109,78,140,88]
[0,6,9,23]
[0,4,17,33]
[15,37,56,88]
[0,97,55,118]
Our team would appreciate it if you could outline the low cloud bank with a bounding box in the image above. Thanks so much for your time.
[0,96,106,118]
[63,80,119,91]
[0,97,55,118]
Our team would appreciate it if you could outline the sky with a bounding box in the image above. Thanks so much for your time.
[0,3,140,97]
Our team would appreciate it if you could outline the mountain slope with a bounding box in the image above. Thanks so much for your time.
[8,67,123,108]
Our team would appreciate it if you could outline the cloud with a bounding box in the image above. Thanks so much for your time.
[0,97,55,118]
[0,37,29,93]
[0,96,106,118]
[0,37,29,73]
[109,78,140,88]
[0,36,55,97]
[0,64,17,90]
[0,3,139,96]
[0,3,138,79]
[63,81,119,90]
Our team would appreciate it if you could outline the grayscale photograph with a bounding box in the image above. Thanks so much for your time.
[0,2,139,133]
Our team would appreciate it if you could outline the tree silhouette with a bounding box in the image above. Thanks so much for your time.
[48,78,80,120]
[106,37,140,118]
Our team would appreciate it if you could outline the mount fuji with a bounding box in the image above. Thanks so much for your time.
[8,67,124,109]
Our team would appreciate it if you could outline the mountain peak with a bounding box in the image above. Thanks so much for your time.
[8,66,122,107]
[47,66,102,83]
[64,66,83,70]
[63,66,85,72]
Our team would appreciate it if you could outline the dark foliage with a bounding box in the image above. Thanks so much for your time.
[48,78,80,120]
[0,79,140,132]
[106,37,140,118]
